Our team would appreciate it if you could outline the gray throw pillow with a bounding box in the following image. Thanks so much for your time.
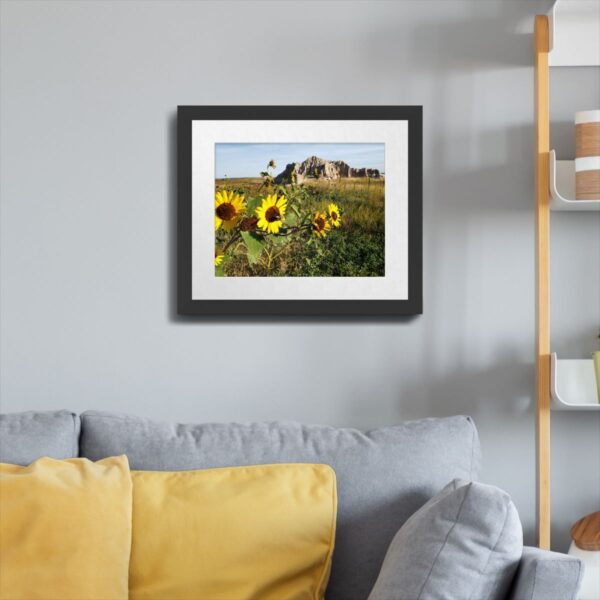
[368,479,523,600]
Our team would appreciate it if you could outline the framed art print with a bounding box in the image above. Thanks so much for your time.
[178,106,422,316]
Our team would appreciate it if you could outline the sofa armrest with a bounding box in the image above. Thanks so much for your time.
[507,546,583,600]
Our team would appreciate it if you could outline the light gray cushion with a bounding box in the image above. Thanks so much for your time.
[507,546,583,600]
[0,410,80,465]
[80,411,481,600]
[368,479,523,600]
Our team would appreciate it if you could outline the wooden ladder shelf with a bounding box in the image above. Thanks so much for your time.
[534,1,600,549]
[534,14,551,551]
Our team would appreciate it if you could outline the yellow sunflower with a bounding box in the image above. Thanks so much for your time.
[214,254,224,267]
[327,203,341,228]
[255,194,287,234]
[215,190,246,231]
[312,211,331,238]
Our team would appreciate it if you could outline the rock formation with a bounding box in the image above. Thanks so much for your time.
[274,156,381,184]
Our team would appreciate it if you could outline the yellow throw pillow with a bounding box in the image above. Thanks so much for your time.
[130,463,337,600]
[0,456,132,600]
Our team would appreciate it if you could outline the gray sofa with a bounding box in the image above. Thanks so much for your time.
[0,410,583,600]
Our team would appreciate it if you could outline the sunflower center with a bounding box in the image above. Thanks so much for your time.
[216,202,236,221]
[315,217,325,230]
[331,212,338,221]
[240,216,258,232]
[265,206,281,222]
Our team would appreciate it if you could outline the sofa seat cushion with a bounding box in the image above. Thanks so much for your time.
[368,479,523,600]
[80,411,481,600]
[129,464,337,600]
[0,456,132,600]
[0,410,80,465]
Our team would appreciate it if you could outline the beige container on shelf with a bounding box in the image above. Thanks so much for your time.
[576,110,600,200]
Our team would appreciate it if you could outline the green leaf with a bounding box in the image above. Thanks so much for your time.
[246,197,261,214]
[215,264,225,277]
[270,234,289,246]
[241,232,265,265]
[285,210,298,226]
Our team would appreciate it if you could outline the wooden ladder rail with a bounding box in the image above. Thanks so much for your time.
[534,14,551,550]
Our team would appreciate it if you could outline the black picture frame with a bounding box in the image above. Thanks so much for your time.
[177,106,422,317]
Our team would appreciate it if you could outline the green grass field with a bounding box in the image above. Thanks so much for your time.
[215,177,385,277]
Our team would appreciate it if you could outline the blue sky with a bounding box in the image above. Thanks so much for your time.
[215,143,385,178]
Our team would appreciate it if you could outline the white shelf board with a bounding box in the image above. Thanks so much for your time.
[551,353,600,411]
[549,150,600,211]
[548,0,600,66]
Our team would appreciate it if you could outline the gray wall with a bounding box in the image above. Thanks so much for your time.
[1,0,598,551]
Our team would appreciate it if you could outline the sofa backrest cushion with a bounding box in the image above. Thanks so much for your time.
[80,411,481,600]
[0,410,80,465]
